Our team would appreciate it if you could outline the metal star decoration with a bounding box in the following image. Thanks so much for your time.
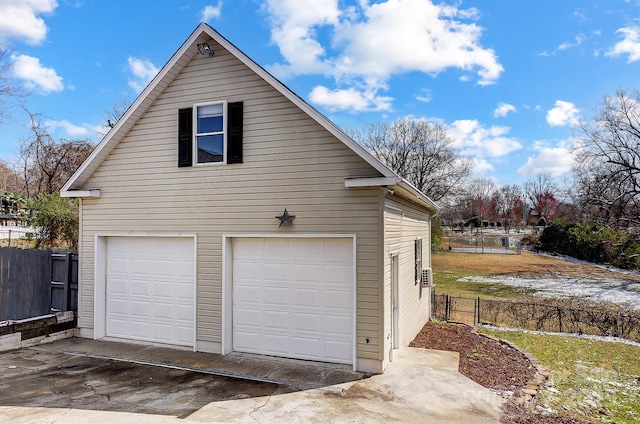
[276,209,296,228]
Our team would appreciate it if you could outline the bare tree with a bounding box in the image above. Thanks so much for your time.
[496,184,523,233]
[19,111,94,196]
[0,41,25,125]
[523,173,559,224]
[0,160,25,194]
[458,178,496,232]
[573,88,640,228]
[103,97,132,132]
[350,118,471,201]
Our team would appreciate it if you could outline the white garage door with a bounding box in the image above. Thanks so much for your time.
[232,237,354,364]
[106,237,195,347]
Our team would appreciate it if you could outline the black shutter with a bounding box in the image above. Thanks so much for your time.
[178,108,193,167]
[227,101,243,164]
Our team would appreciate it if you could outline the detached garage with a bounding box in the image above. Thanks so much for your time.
[62,24,438,373]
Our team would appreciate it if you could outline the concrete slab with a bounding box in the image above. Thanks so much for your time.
[0,338,504,423]
[187,347,504,424]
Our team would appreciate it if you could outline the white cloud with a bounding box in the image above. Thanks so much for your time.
[518,140,576,177]
[332,0,503,84]
[201,2,222,21]
[264,0,340,76]
[415,88,432,103]
[45,119,90,137]
[471,158,494,175]
[11,54,63,93]
[606,27,640,62]
[265,0,503,111]
[0,0,57,44]
[493,102,516,118]
[127,57,159,93]
[558,33,586,50]
[309,85,392,112]
[448,119,522,158]
[546,100,580,127]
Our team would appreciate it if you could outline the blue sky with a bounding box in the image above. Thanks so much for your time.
[1,0,639,188]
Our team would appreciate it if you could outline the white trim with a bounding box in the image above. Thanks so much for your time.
[60,189,100,198]
[93,233,198,350]
[222,233,358,371]
[193,100,227,166]
[345,177,401,188]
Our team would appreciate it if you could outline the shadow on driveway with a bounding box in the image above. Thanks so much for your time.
[0,347,298,418]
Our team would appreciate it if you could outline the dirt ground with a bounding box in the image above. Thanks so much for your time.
[411,322,588,424]
[433,250,640,282]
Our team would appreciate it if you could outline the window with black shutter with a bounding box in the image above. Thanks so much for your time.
[179,101,243,166]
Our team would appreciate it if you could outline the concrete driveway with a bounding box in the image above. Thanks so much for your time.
[0,338,504,423]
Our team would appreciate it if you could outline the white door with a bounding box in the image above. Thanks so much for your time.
[232,237,354,364]
[105,237,195,347]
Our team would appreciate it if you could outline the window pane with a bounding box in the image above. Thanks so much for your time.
[197,104,223,133]
[197,134,224,163]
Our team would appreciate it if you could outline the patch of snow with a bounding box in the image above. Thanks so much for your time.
[458,275,640,310]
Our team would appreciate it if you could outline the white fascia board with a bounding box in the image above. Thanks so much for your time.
[345,177,402,188]
[60,189,101,198]
[395,180,440,213]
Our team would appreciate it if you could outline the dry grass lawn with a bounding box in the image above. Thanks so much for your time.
[433,250,640,281]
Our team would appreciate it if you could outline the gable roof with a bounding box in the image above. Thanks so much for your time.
[61,23,438,212]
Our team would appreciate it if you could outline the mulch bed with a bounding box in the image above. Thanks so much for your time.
[410,322,589,424]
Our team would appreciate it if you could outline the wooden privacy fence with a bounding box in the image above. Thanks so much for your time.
[432,292,640,343]
[0,247,78,321]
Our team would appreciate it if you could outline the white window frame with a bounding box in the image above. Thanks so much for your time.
[193,100,227,165]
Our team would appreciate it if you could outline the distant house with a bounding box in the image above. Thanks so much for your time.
[61,23,439,373]
[0,213,18,226]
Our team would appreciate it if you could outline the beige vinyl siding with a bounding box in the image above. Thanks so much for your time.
[78,40,384,362]
[383,195,432,359]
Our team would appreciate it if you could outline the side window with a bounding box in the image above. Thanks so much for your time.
[195,102,225,164]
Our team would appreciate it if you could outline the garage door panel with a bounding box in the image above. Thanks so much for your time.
[235,330,260,350]
[108,319,129,336]
[292,288,321,307]
[325,340,352,361]
[233,237,353,364]
[263,334,289,353]
[106,237,195,347]
[236,308,260,326]
[324,316,352,334]
[292,337,321,357]
[263,310,289,330]
[130,301,150,317]
[325,289,352,309]
[263,286,289,305]
[292,313,320,332]
[130,280,150,296]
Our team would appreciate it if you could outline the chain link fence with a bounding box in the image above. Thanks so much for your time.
[446,234,522,254]
[432,292,640,343]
